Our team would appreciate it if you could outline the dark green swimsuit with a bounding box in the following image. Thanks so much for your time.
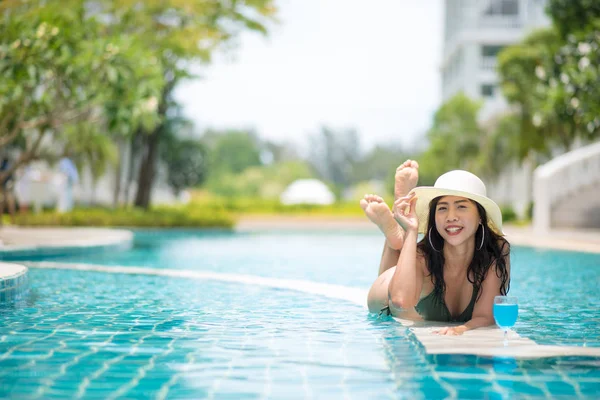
[414,286,479,323]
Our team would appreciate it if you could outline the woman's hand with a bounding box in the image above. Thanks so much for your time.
[393,192,419,232]
[434,326,467,336]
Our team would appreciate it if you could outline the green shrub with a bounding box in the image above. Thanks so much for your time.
[189,197,365,216]
[500,205,518,223]
[527,201,534,220]
[13,206,235,228]
[10,196,369,229]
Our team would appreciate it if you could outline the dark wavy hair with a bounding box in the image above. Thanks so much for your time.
[417,196,510,302]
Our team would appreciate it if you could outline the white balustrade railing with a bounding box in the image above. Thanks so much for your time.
[533,141,600,232]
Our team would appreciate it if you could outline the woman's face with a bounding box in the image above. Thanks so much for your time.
[434,196,481,247]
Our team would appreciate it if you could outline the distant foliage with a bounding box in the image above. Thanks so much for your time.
[308,126,361,189]
[204,130,263,176]
[204,161,314,198]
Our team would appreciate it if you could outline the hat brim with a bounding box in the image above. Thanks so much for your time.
[409,187,504,235]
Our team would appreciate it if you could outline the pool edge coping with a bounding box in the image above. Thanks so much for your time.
[0,227,134,258]
[0,262,29,302]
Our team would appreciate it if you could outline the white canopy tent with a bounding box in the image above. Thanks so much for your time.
[280,179,335,205]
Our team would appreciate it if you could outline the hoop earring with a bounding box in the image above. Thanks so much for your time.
[428,228,440,252]
[477,224,485,251]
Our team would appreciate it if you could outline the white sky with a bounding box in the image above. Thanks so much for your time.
[175,0,443,153]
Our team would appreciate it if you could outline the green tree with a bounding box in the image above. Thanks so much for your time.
[419,93,483,182]
[498,26,599,158]
[546,0,600,142]
[547,0,600,39]
[155,108,208,196]
[476,113,522,179]
[551,23,600,141]
[0,1,162,188]
[162,137,208,196]
[97,0,277,208]
[497,28,578,157]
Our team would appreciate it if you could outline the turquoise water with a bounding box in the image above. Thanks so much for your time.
[493,304,519,330]
[1,229,600,398]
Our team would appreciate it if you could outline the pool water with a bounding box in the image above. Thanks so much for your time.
[1,230,600,398]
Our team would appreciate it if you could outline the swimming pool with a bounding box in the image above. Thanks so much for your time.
[1,229,599,398]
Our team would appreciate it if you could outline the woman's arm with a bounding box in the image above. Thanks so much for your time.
[388,229,425,309]
[378,242,400,276]
[388,192,424,309]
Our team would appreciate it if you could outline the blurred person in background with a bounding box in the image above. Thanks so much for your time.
[57,155,79,213]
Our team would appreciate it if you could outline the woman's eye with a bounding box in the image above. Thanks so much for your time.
[437,207,447,211]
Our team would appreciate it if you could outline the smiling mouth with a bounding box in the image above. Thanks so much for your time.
[445,227,463,235]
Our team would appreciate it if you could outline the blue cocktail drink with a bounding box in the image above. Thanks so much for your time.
[493,303,518,329]
[494,296,518,346]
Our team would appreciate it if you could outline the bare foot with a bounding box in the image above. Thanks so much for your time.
[395,160,419,201]
[360,194,404,250]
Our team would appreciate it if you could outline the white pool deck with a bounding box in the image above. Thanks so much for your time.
[0,226,133,250]
[1,221,600,359]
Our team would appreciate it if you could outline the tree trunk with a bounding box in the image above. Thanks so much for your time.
[133,127,160,209]
[124,133,139,206]
[91,179,97,206]
[132,78,175,209]
[113,137,123,208]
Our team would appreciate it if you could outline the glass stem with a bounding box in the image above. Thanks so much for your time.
[504,329,508,347]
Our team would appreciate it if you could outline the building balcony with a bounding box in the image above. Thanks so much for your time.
[480,56,497,71]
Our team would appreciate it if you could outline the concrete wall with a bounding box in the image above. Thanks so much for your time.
[487,159,534,218]
[551,183,600,229]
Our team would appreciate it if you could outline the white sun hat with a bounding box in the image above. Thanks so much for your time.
[409,170,503,235]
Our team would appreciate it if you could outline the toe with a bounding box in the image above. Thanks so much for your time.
[359,199,369,210]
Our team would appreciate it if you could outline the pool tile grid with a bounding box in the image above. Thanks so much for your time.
[2,266,600,399]
[18,260,600,361]
[425,354,600,399]
[1,225,599,399]
[1,299,168,399]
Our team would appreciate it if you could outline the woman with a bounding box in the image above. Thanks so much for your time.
[360,161,510,335]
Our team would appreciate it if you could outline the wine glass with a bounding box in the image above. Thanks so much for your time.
[493,296,518,346]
